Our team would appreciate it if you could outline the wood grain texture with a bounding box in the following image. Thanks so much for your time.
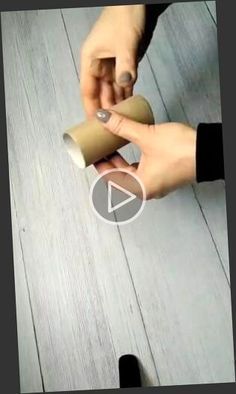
[62,3,235,385]
[10,186,43,393]
[118,188,234,384]
[2,10,158,392]
[146,1,229,280]
[1,2,235,392]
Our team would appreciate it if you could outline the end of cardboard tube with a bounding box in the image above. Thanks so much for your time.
[63,134,86,169]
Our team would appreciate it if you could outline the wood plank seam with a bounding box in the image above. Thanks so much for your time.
[60,9,80,81]
[58,13,165,373]
[11,184,45,392]
[115,224,161,385]
[145,54,171,121]
[4,6,233,381]
[58,11,170,382]
[8,10,160,388]
[63,0,229,288]
[192,187,230,286]
[145,3,228,281]
[205,1,217,25]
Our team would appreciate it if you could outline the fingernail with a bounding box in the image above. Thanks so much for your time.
[118,71,132,84]
[96,109,112,123]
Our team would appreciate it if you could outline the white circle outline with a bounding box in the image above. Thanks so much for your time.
[89,168,146,226]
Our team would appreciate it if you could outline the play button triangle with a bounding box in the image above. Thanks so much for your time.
[108,181,137,213]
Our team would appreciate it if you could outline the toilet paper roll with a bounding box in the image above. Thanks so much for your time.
[63,95,154,169]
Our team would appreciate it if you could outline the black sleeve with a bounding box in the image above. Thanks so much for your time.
[196,123,225,182]
[138,3,171,60]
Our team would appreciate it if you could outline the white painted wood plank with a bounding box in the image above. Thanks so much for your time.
[206,1,217,22]
[2,10,158,391]
[119,188,235,384]
[193,181,229,282]
[2,3,235,390]
[148,2,221,125]
[9,186,43,393]
[62,4,229,284]
[146,2,229,279]
[62,5,235,385]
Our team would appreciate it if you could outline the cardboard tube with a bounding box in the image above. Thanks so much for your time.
[63,95,154,169]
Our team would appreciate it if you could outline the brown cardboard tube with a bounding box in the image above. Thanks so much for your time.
[63,95,154,169]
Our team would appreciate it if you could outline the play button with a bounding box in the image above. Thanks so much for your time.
[108,181,137,213]
[89,169,146,225]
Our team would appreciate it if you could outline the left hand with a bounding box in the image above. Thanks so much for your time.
[80,5,146,118]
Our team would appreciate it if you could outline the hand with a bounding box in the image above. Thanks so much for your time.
[80,5,146,117]
[95,109,197,199]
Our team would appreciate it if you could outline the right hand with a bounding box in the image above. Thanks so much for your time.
[95,109,197,200]
[80,5,146,118]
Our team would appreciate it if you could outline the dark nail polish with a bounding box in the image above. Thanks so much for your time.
[118,71,132,84]
[96,109,111,123]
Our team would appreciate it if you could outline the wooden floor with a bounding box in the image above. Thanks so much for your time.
[1,2,235,392]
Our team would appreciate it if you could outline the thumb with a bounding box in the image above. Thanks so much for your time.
[115,44,138,88]
[96,109,149,145]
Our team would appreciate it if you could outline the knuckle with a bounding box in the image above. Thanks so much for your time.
[145,181,167,200]
[133,26,144,41]
[147,124,156,134]
[142,181,153,200]
[111,116,125,135]
[81,41,93,59]
[121,51,136,68]
[127,165,136,173]
[155,187,168,199]
[146,190,155,200]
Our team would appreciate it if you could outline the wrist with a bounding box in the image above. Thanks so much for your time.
[176,126,197,185]
[105,5,144,16]
[184,127,197,183]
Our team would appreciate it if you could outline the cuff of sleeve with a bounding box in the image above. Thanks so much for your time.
[196,123,224,183]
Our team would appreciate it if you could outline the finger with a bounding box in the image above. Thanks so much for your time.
[94,159,115,174]
[94,152,129,172]
[96,109,149,146]
[100,169,145,199]
[105,152,130,168]
[91,57,115,81]
[100,80,115,109]
[83,94,101,118]
[81,75,100,118]
[80,57,101,118]
[94,158,143,199]
[115,43,138,88]
[113,82,125,104]
[124,85,133,100]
